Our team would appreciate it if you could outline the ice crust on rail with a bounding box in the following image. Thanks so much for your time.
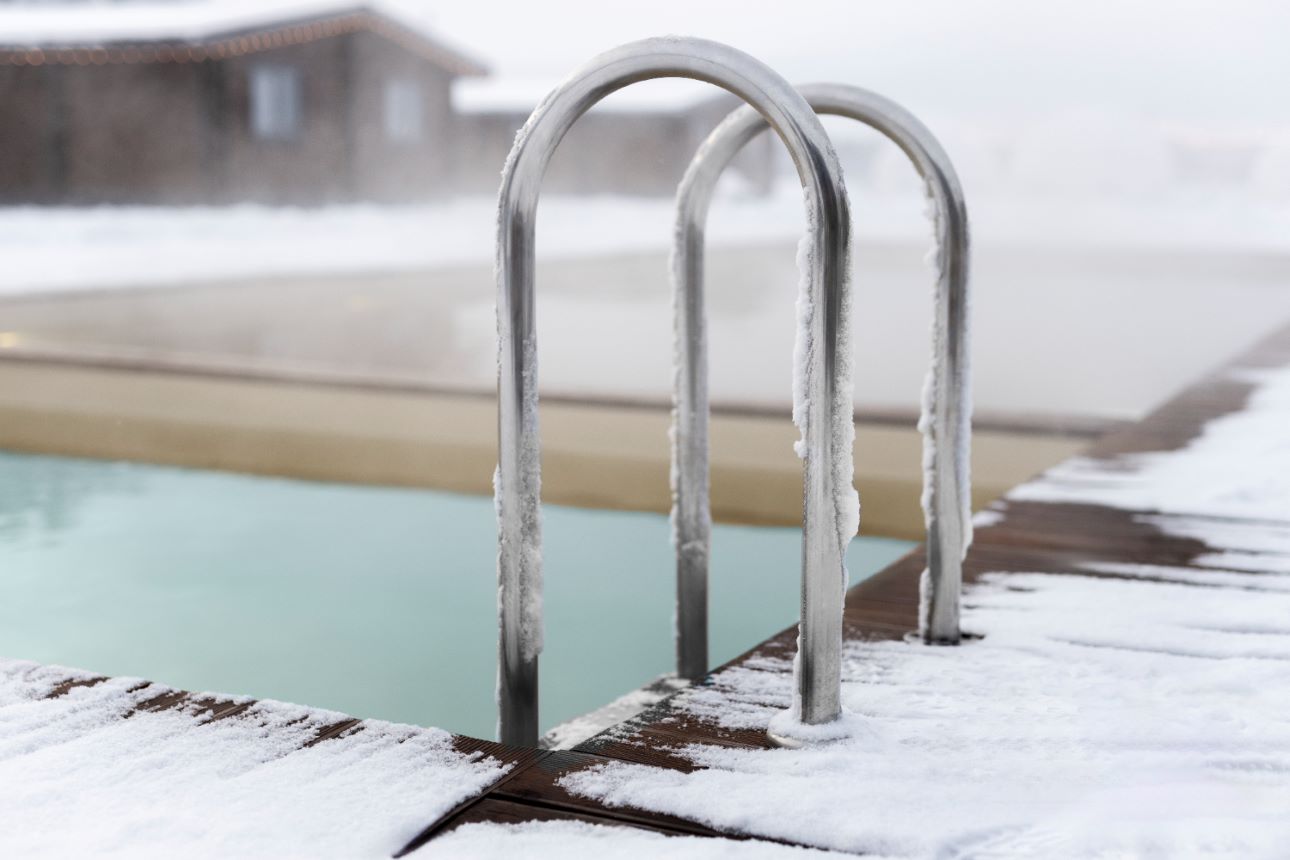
[790,187,861,567]
[916,176,973,636]
[494,116,548,663]
[917,182,974,559]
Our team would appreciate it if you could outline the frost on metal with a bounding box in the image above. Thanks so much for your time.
[493,457,543,665]
[786,181,858,725]
[668,204,711,563]
[791,187,860,560]
[493,338,544,664]
[918,179,973,549]
[916,173,974,636]
[494,114,548,664]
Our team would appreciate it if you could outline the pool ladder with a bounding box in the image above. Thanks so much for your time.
[494,38,971,748]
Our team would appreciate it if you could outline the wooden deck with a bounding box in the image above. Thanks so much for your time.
[22,671,536,776]
[4,320,1288,856]
[398,319,1290,854]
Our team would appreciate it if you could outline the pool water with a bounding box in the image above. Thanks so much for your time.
[0,450,913,739]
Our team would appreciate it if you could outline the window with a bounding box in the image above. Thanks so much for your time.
[249,64,301,141]
[382,78,423,143]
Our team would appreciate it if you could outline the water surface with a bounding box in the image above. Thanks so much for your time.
[0,450,913,738]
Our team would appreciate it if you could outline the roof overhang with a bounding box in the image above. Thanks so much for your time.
[0,3,488,76]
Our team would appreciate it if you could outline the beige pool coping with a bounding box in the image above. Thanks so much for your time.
[0,359,1083,540]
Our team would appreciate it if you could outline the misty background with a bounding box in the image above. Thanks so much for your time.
[3,0,1290,426]
[3,0,1290,740]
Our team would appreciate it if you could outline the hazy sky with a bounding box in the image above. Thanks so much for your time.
[396,0,1290,128]
[8,0,1286,128]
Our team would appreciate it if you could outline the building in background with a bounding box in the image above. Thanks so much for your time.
[452,79,774,197]
[0,3,773,205]
[0,6,484,204]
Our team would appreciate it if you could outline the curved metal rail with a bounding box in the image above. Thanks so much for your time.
[496,39,855,747]
[672,83,971,682]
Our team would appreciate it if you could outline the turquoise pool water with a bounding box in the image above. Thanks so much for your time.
[0,450,913,739]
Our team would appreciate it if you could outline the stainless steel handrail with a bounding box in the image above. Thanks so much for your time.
[673,83,972,682]
[496,39,855,747]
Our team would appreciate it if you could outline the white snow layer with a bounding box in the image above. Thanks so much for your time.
[0,659,511,859]
[0,193,805,297]
[0,0,435,48]
[785,181,859,728]
[558,568,1290,858]
[6,189,1290,297]
[667,165,710,569]
[915,176,974,634]
[492,97,551,668]
[789,186,860,566]
[431,819,855,858]
[547,358,1290,855]
[1007,365,1290,523]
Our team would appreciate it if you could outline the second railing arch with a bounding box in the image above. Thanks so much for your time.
[672,83,973,685]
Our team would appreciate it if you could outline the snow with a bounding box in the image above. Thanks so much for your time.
[790,230,814,462]
[788,189,860,560]
[667,186,709,566]
[494,103,547,670]
[1007,365,1290,523]
[785,180,859,729]
[512,334,544,665]
[505,314,1290,857]
[970,506,1007,529]
[1080,560,1290,592]
[1107,515,1290,576]
[1135,514,1290,558]
[541,675,689,750]
[0,193,807,297]
[558,567,1290,857]
[430,820,853,858]
[0,0,461,51]
[0,658,511,859]
[916,185,947,527]
[1192,552,1290,574]
[915,176,973,636]
[6,187,1290,298]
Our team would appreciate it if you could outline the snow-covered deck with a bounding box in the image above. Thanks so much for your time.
[4,322,1289,857]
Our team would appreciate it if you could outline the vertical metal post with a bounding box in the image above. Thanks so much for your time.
[674,215,711,683]
[672,83,972,672]
[495,38,853,746]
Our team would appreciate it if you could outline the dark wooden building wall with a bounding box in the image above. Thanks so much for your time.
[348,30,456,201]
[0,65,68,203]
[63,62,207,203]
[2,62,209,204]
[0,32,461,205]
[219,37,354,204]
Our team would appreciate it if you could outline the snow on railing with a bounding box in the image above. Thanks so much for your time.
[494,38,853,747]
[671,84,973,690]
